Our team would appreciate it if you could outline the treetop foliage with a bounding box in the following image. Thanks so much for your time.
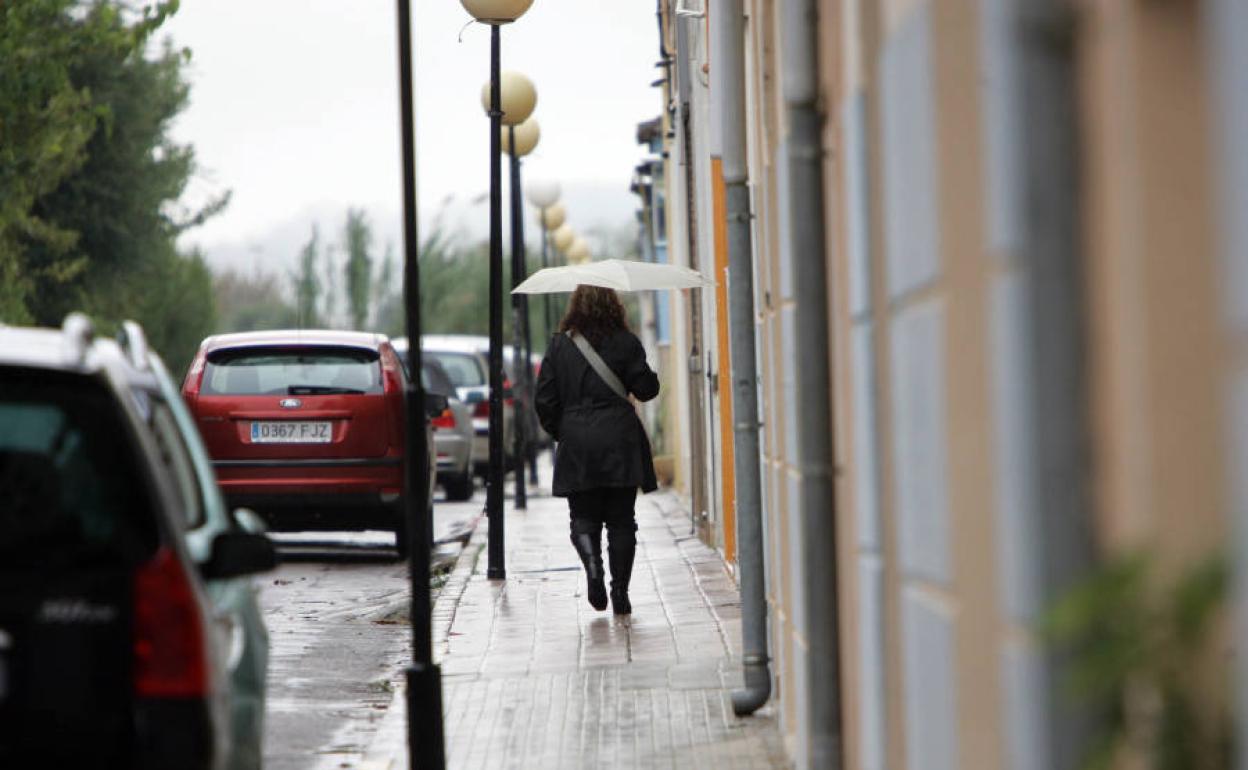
[0,0,218,372]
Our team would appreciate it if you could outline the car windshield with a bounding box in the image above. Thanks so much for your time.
[203,346,383,396]
[0,368,158,564]
[427,351,485,388]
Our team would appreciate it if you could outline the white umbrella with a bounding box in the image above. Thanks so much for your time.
[511,259,712,294]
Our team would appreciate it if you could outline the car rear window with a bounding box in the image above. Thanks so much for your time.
[421,359,457,397]
[0,368,159,564]
[202,346,383,396]
[427,351,485,388]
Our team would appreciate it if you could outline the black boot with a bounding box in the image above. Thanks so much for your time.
[606,526,636,615]
[570,524,608,611]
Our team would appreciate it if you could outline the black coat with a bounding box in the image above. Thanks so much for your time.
[535,330,660,497]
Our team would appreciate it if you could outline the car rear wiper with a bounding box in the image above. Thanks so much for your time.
[287,385,366,395]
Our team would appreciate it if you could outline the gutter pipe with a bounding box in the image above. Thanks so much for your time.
[711,0,772,717]
[781,0,844,764]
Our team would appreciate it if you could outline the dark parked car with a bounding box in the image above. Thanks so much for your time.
[116,322,273,770]
[0,315,275,769]
[181,330,441,557]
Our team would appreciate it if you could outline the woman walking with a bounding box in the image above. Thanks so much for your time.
[535,285,660,615]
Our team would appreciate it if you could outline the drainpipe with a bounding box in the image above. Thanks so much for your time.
[782,0,844,765]
[1015,4,1097,767]
[1205,0,1248,760]
[712,0,772,717]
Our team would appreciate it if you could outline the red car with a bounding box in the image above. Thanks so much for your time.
[181,330,438,557]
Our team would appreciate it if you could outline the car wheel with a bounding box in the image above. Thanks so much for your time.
[444,468,474,501]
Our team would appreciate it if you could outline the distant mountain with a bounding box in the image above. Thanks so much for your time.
[182,180,640,278]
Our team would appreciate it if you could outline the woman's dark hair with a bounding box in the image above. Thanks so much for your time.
[558,285,629,345]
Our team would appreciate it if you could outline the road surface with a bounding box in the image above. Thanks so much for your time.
[258,488,483,770]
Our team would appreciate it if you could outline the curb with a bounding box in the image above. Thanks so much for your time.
[364,514,479,625]
[355,681,407,770]
[357,518,488,768]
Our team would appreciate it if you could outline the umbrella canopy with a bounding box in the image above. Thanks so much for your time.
[511,259,712,294]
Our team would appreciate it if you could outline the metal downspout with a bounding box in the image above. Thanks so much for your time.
[1206,0,1248,760]
[781,0,843,765]
[711,0,772,717]
[1014,4,1097,767]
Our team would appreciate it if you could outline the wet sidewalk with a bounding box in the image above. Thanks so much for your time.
[362,482,789,769]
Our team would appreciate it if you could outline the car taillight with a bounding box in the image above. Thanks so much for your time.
[381,361,402,395]
[380,348,405,449]
[472,401,490,418]
[132,547,210,698]
[181,354,206,400]
[431,408,456,430]
[503,377,515,408]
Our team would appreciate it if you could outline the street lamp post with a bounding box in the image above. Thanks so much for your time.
[500,114,539,504]
[552,222,575,264]
[464,0,534,580]
[523,181,560,484]
[567,236,591,264]
[550,223,576,328]
[396,1,443,768]
[527,190,564,338]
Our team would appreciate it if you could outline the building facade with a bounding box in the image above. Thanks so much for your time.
[639,0,1248,768]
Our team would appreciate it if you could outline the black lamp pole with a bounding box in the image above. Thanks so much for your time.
[396,1,445,767]
[508,128,529,509]
[486,23,507,580]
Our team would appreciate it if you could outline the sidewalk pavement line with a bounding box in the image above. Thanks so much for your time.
[362,484,789,768]
[434,526,487,658]
[360,513,480,626]
[358,515,487,768]
[356,682,406,770]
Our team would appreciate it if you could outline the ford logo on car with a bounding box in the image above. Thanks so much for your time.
[279,398,302,409]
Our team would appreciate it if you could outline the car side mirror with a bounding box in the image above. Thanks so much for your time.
[203,531,277,580]
[424,392,449,418]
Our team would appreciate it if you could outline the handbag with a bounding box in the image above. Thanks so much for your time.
[567,331,628,401]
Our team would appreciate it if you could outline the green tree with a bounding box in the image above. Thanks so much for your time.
[372,243,403,337]
[214,267,298,333]
[0,0,125,321]
[129,248,216,375]
[343,208,373,329]
[291,226,323,328]
[417,229,491,336]
[2,1,223,369]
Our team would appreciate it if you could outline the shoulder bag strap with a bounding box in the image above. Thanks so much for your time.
[567,331,628,401]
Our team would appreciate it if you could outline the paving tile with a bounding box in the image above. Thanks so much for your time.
[419,472,789,769]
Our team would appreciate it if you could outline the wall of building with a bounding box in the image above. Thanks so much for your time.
[642,0,1241,767]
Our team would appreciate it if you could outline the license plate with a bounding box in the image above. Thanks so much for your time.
[250,421,332,444]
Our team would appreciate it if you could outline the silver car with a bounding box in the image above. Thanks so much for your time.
[392,339,476,500]
[420,335,516,478]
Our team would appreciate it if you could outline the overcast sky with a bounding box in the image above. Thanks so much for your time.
[163,1,661,270]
